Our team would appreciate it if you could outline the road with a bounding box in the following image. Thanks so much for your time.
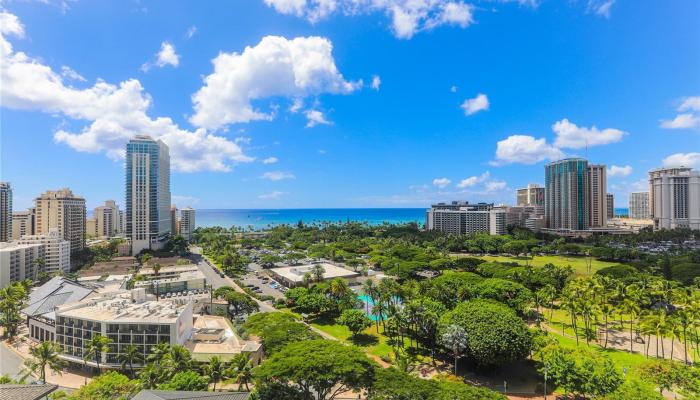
[189,247,275,312]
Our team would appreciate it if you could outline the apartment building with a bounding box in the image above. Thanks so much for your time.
[649,166,700,230]
[35,188,86,254]
[170,205,178,236]
[94,200,121,238]
[0,242,45,287]
[11,208,35,240]
[0,182,12,242]
[516,184,545,207]
[16,229,71,275]
[606,193,614,220]
[545,158,590,230]
[588,164,607,227]
[180,207,195,241]
[629,192,650,220]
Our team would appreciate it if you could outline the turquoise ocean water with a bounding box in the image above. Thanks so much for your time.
[197,208,426,230]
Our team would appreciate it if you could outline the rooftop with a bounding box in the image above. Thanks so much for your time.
[0,384,58,400]
[132,390,250,400]
[185,315,261,361]
[271,262,359,283]
[55,290,191,323]
[23,277,96,318]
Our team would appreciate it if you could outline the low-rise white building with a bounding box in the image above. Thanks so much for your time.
[270,263,360,287]
[16,229,70,274]
[0,242,45,287]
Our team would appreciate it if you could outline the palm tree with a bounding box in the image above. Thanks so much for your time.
[311,264,325,283]
[620,298,641,353]
[138,363,161,389]
[163,345,193,376]
[24,342,65,382]
[84,334,112,375]
[203,356,227,391]
[599,303,615,348]
[147,342,170,366]
[440,324,468,376]
[117,345,143,378]
[229,354,252,391]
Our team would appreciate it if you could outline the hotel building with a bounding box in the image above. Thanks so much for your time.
[126,136,172,254]
[649,166,700,230]
[426,202,508,235]
[180,207,195,241]
[94,200,122,238]
[12,208,35,240]
[35,188,86,255]
[516,184,545,207]
[606,193,614,220]
[0,182,12,242]
[0,242,45,287]
[16,229,71,275]
[588,164,607,227]
[629,192,650,220]
[545,158,590,230]
[170,205,178,236]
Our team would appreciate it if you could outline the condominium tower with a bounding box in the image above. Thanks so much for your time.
[35,188,86,254]
[516,184,545,207]
[649,166,700,230]
[545,158,590,230]
[0,182,12,242]
[170,205,178,235]
[94,200,121,238]
[180,207,196,241]
[0,242,45,287]
[126,136,172,254]
[12,208,36,240]
[588,164,607,227]
[16,229,70,275]
[629,192,650,220]
[606,193,614,220]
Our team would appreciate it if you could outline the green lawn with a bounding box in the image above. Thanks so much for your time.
[310,317,398,360]
[477,254,627,276]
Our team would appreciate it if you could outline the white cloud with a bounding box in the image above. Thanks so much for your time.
[142,41,180,71]
[305,109,331,127]
[608,165,632,177]
[457,171,490,188]
[262,157,279,164]
[186,26,197,39]
[60,66,86,82]
[662,153,700,169]
[450,85,458,93]
[660,96,700,129]
[660,113,699,129]
[484,180,507,193]
[491,135,564,165]
[264,0,475,39]
[261,171,295,181]
[461,93,489,115]
[552,118,626,149]
[289,97,304,113]
[370,75,381,91]
[172,195,200,206]
[588,0,614,18]
[432,178,451,188]
[679,96,700,112]
[258,191,285,200]
[0,11,252,172]
[190,35,359,130]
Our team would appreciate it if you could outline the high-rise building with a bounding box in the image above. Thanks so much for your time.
[180,207,196,241]
[425,202,507,235]
[588,164,607,227]
[606,193,614,220]
[0,242,45,287]
[126,136,171,254]
[86,217,97,238]
[35,189,86,254]
[17,229,70,275]
[649,166,700,230]
[545,158,590,230]
[629,192,650,220]
[94,200,121,238]
[170,205,178,235]
[12,208,36,240]
[516,184,545,206]
[0,182,12,242]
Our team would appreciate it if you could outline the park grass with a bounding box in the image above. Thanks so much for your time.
[477,254,627,276]
[310,317,399,360]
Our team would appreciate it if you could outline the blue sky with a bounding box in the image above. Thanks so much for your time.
[1,0,699,210]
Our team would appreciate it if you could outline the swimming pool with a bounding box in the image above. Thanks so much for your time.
[358,294,382,321]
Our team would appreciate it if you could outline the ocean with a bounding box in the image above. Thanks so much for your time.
[196,208,427,229]
[614,208,629,217]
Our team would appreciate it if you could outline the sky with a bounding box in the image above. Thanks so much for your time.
[1,0,699,211]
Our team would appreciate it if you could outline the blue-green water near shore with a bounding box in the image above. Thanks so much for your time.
[197,208,426,229]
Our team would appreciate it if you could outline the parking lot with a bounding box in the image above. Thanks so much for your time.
[240,271,286,300]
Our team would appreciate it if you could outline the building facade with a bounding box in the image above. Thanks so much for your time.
[35,189,86,255]
[12,208,35,240]
[588,164,607,227]
[0,242,45,287]
[16,229,71,275]
[94,200,121,238]
[180,207,195,241]
[126,136,172,254]
[426,202,508,235]
[545,158,590,230]
[170,206,178,236]
[629,192,650,220]
[0,182,12,242]
[606,193,614,220]
[516,184,545,206]
[649,167,700,230]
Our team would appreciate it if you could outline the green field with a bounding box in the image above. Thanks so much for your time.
[476,254,627,276]
[310,318,396,359]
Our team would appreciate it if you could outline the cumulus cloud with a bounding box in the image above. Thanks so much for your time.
[141,41,180,72]
[461,93,489,115]
[552,118,625,149]
[261,171,295,181]
[262,157,279,164]
[258,191,285,200]
[289,97,304,113]
[305,109,331,128]
[432,178,451,188]
[60,66,86,82]
[190,35,359,130]
[0,11,252,172]
[491,135,564,166]
[370,75,381,91]
[608,165,632,177]
[264,0,475,39]
[457,171,490,188]
[662,153,700,169]
[484,180,507,193]
[660,96,700,129]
